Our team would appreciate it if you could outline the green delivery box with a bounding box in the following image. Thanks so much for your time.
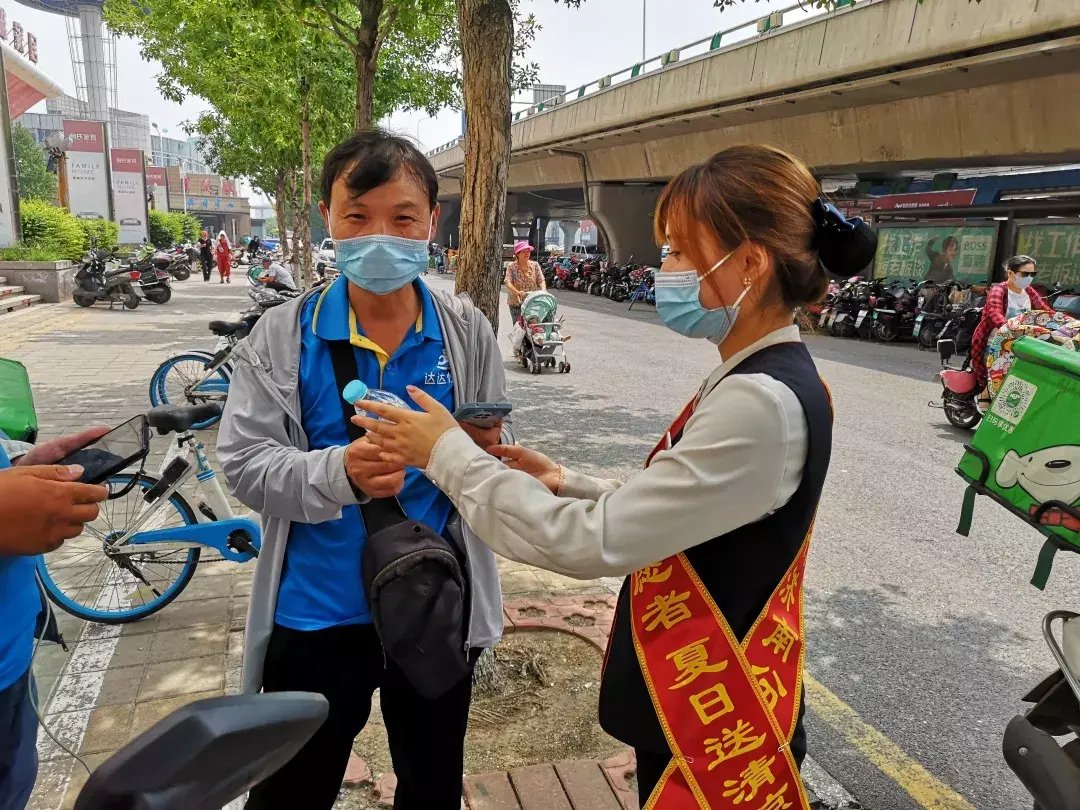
[0,357,37,442]
[956,337,1080,588]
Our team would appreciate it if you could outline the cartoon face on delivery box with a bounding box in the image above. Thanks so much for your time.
[996,445,1080,530]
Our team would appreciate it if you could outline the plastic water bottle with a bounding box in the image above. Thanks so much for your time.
[342,379,409,418]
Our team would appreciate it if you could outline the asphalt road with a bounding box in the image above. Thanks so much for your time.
[426,275,1074,810]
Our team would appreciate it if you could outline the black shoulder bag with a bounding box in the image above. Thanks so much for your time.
[328,340,470,699]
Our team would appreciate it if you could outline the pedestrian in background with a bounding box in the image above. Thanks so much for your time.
[215,230,232,284]
[197,229,214,282]
[504,241,545,325]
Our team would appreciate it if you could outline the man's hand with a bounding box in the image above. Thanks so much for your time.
[0,465,107,554]
[344,437,406,499]
[458,421,503,454]
[15,426,109,467]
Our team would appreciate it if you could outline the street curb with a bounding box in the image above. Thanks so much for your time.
[803,754,863,809]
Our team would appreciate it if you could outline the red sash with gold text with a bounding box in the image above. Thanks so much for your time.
[633,397,813,810]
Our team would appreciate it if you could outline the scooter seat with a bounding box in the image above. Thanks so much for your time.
[208,320,250,337]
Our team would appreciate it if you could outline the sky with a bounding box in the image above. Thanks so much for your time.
[10,0,816,195]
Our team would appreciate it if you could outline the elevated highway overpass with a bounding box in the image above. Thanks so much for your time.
[430,0,1080,262]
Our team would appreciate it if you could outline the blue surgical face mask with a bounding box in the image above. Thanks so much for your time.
[331,216,433,295]
[1013,274,1034,291]
[654,250,751,345]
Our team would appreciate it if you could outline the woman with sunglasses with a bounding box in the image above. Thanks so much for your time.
[969,255,1053,400]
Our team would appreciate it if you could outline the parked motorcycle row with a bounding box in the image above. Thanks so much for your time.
[814,277,988,349]
[72,241,197,309]
[541,255,657,307]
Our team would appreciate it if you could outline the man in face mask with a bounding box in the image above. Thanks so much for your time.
[217,129,509,810]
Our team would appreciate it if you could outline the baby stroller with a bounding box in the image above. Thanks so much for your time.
[511,291,570,374]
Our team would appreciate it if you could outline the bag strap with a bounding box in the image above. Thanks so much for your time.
[327,339,408,532]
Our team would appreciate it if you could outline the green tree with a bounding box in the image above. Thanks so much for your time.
[11,123,57,202]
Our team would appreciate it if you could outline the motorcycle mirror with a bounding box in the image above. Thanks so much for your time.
[937,338,956,364]
[74,693,328,810]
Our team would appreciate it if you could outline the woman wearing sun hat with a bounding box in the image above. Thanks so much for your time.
[504,240,546,325]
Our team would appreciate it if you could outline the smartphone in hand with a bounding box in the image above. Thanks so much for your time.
[452,403,512,430]
[57,415,150,484]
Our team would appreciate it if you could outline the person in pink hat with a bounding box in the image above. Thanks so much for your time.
[504,240,546,326]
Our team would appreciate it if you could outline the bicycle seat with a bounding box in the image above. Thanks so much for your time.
[208,320,249,337]
[147,403,223,434]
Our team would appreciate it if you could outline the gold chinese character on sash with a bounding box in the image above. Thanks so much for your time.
[751,664,789,711]
[761,615,799,664]
[778,571,799,611]
[722,755,777,804]
[689,683,735,725]
[633,563,672,595]
[666,638,728,689]
[705,720,767,770]
[754,783,794,810]
[642,590,692,632]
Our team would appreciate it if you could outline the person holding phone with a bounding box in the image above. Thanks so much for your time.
[217,129,510,810]
[352,146,878,808]
[0,428,109,810]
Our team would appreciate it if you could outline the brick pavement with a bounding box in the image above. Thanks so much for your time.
[10,280,624,809]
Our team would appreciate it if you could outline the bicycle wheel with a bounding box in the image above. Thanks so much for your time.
[149,352,231,428]
[37,473,201,623]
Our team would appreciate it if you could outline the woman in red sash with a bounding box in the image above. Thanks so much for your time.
[356,145,875,809]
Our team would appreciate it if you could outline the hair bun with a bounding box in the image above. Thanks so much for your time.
[811,198,877,279]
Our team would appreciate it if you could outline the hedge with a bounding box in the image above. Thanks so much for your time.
[148,210,200,248]
[18,199,85,260]
[76,218,119,252]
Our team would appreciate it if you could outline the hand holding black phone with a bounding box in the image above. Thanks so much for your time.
[57,415,150,484]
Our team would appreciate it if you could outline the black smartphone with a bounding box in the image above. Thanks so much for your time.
[57,415,151,485]
[452,403,512,429]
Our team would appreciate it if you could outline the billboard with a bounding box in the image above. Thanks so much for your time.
[1014,224,1080,288]
[110,148,147,244]
[63,119,109,220]
[873,224,998,286]
[144,166,169,212]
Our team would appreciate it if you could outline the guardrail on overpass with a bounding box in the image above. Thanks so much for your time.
[425,0,829,159]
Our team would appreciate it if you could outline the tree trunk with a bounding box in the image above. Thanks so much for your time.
[455,0,514,333]
[286,171,300,277]
[301,82,314,290]
[353,0,384,129]
[273,169,287,248]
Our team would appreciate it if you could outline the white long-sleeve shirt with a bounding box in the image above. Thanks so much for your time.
[426,325,809,580]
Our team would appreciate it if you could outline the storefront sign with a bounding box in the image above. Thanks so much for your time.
[110,149,147,244]
[871,189,977,211]
[0,7,39,63]
[1014,224,1080,288]
[63,119,109,220]
[145,166,169,212]
[873,224,998,285]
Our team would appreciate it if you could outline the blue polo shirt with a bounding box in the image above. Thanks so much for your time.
[0,445,40,691]
[275,278,456,630]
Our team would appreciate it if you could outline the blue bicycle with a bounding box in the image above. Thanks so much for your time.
[37,403,260,623]
[147,321,245,430]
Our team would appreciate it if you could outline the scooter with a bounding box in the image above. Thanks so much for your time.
[73,692,327,809]
[928,338,984,430]
[135,264,173,305]
[1005,611,1080,810]
[72,247,141,310]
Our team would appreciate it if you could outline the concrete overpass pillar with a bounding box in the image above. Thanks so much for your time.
[559,221,577,251]
[434,199,460,248]
[588,185,663,265]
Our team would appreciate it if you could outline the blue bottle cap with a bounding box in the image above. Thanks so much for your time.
[342,379,369,404]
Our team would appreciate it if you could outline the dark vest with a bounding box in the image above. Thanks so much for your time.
[597,341,833,758]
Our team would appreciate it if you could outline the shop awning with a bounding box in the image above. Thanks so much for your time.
[3,41,63,119]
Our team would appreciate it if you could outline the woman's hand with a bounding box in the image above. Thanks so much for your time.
[487,444,561,494]
[353,386,459,469]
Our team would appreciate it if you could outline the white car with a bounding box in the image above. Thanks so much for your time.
[317,238,335,263]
